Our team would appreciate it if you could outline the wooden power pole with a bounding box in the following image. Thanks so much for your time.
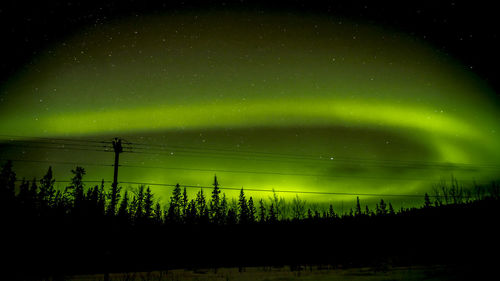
[112,138,123,188]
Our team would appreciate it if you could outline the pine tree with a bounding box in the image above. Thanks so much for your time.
[143,187,154,221]
[379,199,387,215]
[248,197,256,223]
[226,207,237,225]
[210,175,222,224]
[39,166,56,207]
[424,193,432,208]
[238,188,249,224]
[220,193,228,224]
[0,160,16,199]
[106,181,121,217]
[154,202,163,224]
[168,184,182,222]
[134,185,145,222]
[258,199,266,223]
[268,203,277,223]
[181,186,188,218]
[68,166,86,216]
[117,191,130,223]
[388,202,395,215]
[355,197,362,217]
[328,204,335,219]
[195,189,208,223]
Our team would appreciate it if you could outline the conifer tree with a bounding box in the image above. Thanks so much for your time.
[168,184,182,222]
[181,186,188,218]
[106,182,121,217]
[328,204,335,219]
[220,193,228,224]
[0,160,16,199]
[210,175,222,224]
[39,166,56,207]
[238,188,249,224]
[258,199,266,223]
[117,191,130,223]
[68,166,86,216]
[355,197,362,217]
[195,189,208,223]
[143,187,154,221]
[379,199,387,215]
[268,203,277,223]
[388,202,395,215]
[424,193,432,208]
[134,185,145,222]
[154,202,163,224]
[248,197,256,223]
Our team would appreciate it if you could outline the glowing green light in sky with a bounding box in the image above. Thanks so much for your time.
[1,11,499,207]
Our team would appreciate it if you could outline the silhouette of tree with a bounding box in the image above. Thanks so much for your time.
[185,199,197,224]
[220,193,228,224]
[143,187,154,222]
[424,193,432,208]
[377,199,387,216]
[168,184,182,223]
[195,189,208,224]
[291,194,306,220]
[365,205,371,216]
[210,175,222,224]
[328,204,335,220]
[268,203,277,223]
[133,185,145,222]
[117,191,130,223]
[355,197,362,217]
[181,186,188,219]
[67,166,86,216]
[238,188,249,224]
[248,197,256,223]
[388,202,395,215]
[39,166,56,208]
[226,207,237,225]
[0,160,16,199]
[154,202,163,224]
[106,181,121,217]
[258,199,266,223]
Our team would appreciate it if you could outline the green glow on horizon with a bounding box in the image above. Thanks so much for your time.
[1,11,499,207]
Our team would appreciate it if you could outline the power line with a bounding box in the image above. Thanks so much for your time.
[0,134,107,144]
[119,163,445,182]
[117,181,434,198]
[124,141,500,170]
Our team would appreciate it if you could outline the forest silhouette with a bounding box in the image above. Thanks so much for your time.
[1,160,499,280]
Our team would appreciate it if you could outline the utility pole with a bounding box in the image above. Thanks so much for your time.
[112,138,123,188]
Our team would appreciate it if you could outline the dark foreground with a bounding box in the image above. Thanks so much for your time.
[67,265,495,281]
[4,198,500,280]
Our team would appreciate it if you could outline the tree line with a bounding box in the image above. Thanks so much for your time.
[2,160,499,227]
[2,159,500,280]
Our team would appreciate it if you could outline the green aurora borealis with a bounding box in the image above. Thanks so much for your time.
[1,12,499,208]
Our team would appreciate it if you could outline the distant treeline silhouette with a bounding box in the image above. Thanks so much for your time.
[1,160,499,280]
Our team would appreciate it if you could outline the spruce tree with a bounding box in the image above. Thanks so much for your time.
[258,199,266,223]
[268,203,277,223]
[424,193,432,208]
[39,166,56,207]
[117,191,130,223]
[168,184,182,222]
[248,197,256,223]
[0,160,16,199]
[143,187,154,221]
[210,175,222,224]
[355,197,362,217]
[238,188,249,224]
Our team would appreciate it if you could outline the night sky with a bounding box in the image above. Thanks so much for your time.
[1,1,499,209]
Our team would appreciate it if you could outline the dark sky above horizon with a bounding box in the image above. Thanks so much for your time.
[0,0,499,209]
